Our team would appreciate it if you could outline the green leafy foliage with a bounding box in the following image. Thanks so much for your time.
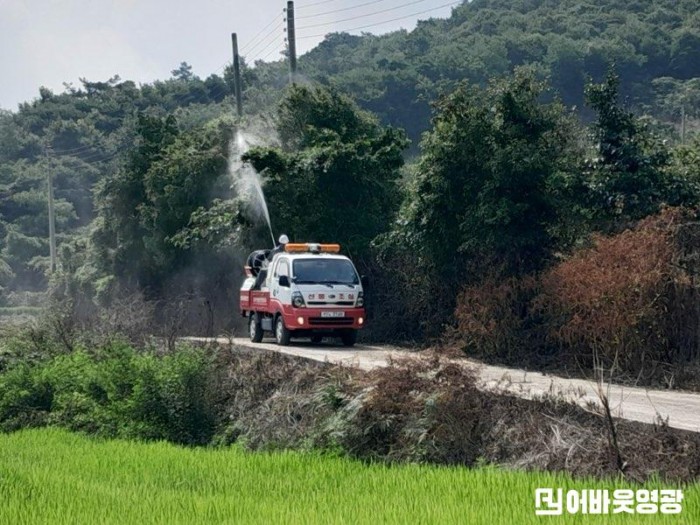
[0,0,699,345]
[90,114,227,294]
[170,199,252,250]
[243,86,408,259]
[0,73,234,301]
[0,342,217,445]
[584,71,697,225]
[297,0,700,143]
[387,70,580,276]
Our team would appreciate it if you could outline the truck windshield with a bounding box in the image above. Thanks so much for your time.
[293,259,359,285]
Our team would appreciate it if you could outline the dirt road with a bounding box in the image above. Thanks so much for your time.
[198,337,700,434]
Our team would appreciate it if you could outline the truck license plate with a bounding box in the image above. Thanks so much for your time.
[321,311,345,318]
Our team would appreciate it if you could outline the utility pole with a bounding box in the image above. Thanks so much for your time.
[286,1,297,85]
[231,32,243,117]
[45,146,57,273]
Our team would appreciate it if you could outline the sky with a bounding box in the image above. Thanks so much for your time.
[0,0,460,110]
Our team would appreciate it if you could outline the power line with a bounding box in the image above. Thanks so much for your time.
[249,34,285,63]
[52,141,129,165]
[297,0,431,30]
[260,45,286,63]
[298,0,460,39]
[50,143,99,155]
[243,22,284,59]
[296,0,343,9]
[241,22,284,57]
[240,14,283,53]
[297,0,389,20]
[51,131,131,155]
[74,146,128,164]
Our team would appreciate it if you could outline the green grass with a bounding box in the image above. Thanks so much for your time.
[0,429,697,524]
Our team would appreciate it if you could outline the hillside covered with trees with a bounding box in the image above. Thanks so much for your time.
[1,0,700,386]
[296,0,700,141]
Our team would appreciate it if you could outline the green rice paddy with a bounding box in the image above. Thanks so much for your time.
[0,428,697,524]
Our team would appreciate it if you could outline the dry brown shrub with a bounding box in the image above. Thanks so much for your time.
[212,349,354,449]
[338,357,491,464]
[447,207,700,382]
[536,207,700,374]
[452,274,540,362]
[204,345,700,482]
[535,208,700,376]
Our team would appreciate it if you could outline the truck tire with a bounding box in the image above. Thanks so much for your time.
[340,329,357,347]
[249,314,263,343]
[275,315,291,346]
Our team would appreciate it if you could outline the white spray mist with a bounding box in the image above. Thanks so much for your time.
[229,130,276,248]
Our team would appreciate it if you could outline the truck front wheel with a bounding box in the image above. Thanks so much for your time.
[340,329,357,347]
[275,315,291,346]
[249,314,263,343]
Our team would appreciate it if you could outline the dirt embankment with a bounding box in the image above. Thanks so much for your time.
[211,345,700,483]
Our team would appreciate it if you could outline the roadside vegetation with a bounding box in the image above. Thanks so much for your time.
[2,67,700,387]
[3,315,700,484]
[451,208,700,388]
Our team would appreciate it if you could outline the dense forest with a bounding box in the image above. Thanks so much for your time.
[1,0,699,383]
[299,0,700,140]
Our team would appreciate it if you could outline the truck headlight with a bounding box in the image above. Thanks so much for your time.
[292,292,306,308]
[356,291,364,307]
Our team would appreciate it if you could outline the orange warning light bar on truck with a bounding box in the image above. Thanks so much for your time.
[285,243,341,254]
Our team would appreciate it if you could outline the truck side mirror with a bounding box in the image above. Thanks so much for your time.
[279,275,291,288]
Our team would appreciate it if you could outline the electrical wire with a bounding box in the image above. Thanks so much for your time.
[49,143,99,155]
[259,45,286,63]
[243,22,284,59]
[249,35,285,63]
[241,22,284,58]
[297,0,430,30]
[296,0,389,20]
[49,143,129,167]
[73,147,127,165]
[297,0,460,39]
[296,0,343,9]
[240,14,284,53]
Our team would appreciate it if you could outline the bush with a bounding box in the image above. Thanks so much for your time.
[0,342,218,445]
[331,358,488,465]
[0,363,53,430]
[536,207,700,374]
[453,274,540,363]
[449,207,700,381]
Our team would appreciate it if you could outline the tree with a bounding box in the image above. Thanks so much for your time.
[171,62,195,81]
[242,86,408,260]
[386,69,580,277]
[668,136,700,200]
[90,114,227,295]
[652,77,700,124]
[583,70,691,226]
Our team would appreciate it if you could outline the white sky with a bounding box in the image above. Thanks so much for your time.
[0,0,459,110]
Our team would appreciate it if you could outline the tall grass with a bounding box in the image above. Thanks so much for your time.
[0,429,697,524]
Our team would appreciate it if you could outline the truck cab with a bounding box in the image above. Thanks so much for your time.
[240,243,365,346]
